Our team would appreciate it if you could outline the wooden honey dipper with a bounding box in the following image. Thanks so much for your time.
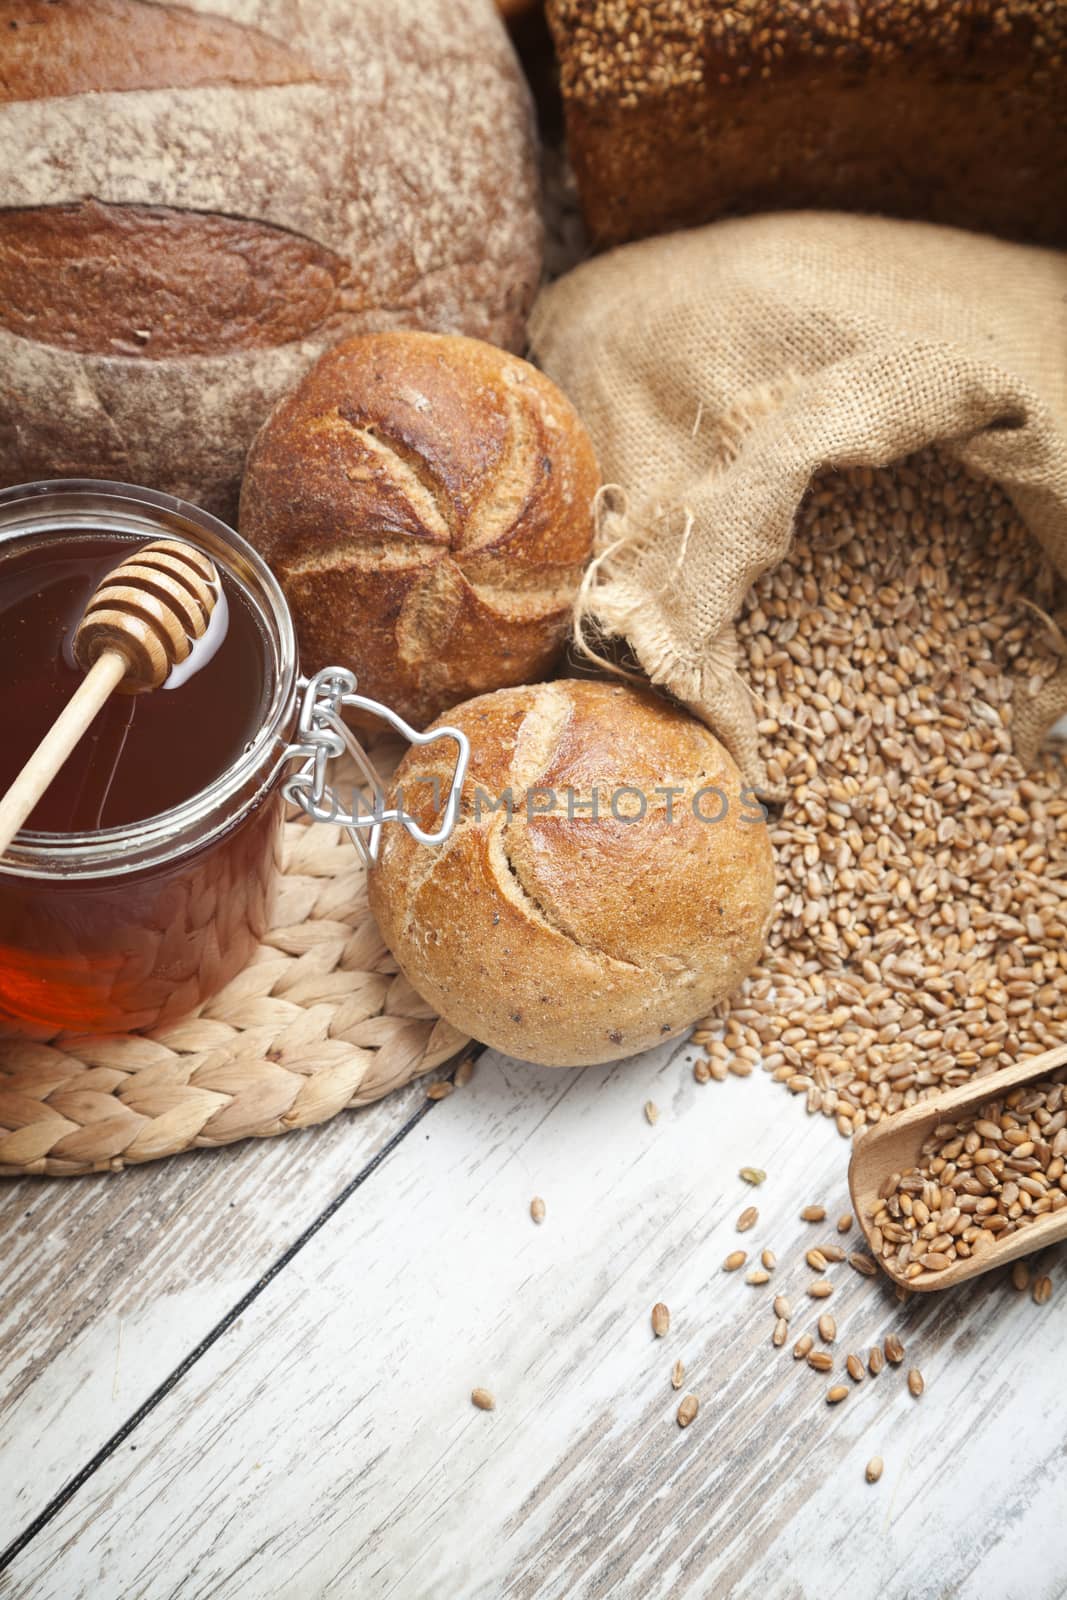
[0,539,220,854]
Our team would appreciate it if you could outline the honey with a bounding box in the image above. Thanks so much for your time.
[0,784,282,1034]
[0,482,298,1037]
[0,532,272,831]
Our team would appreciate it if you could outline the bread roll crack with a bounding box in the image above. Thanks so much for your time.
[333,410,455,542]
[280,541,440,579]
[508,683,574,791]
[457,383,536,555]
[492,818,643,971]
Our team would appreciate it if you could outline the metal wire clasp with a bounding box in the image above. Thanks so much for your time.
[282,667,470,866]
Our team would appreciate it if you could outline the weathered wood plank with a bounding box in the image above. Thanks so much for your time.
[0,1077,428,1544]
[4,1049,1066,1598]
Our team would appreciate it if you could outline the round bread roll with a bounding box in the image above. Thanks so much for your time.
[368,679,776,1066]
[239,331,600,728]
[0,0,541,517]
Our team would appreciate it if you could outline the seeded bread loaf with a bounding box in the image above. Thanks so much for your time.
[0,0,541,516]
[547,0,1067,249]
[240,332,599,729]
[368,679,775,1066]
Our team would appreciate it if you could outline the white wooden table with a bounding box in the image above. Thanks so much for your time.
[1,1037,1065,1599]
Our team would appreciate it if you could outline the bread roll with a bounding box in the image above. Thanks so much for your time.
[547,0,1067,250]
[0,0,541,517]
[240,332,599,729]
[368,680,775,1066]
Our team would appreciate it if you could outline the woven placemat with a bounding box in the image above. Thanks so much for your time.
[0,784,470,1178]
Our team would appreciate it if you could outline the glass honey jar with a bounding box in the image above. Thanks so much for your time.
[0,481,467,1037]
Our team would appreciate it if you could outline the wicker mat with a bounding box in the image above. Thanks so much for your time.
[0,795,470,1178]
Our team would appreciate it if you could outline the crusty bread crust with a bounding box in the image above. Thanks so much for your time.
[369,679,775,1066]
[0,0,542,516]
[240,332,600,728]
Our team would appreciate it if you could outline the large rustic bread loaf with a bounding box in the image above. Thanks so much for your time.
[547,0,1067,249]
[0,0,541,516]
[368,680,775,1066]
[240,332,599,729]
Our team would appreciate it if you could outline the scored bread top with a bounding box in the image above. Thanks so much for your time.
[369,679,775,1066]
[239,332,599,728]
[0,0,317,101]
[0,0,542,512]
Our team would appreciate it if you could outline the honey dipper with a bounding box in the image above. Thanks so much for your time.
[0,539,219,853]
[848,1040,1067,1291]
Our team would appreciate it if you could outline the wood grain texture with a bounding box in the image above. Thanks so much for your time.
[4,1047,1064,1597]
[0,1076,429,1542]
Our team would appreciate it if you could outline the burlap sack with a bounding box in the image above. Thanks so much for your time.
[529,212,1067,788]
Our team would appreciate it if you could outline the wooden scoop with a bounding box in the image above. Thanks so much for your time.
[0,539,219,853]
[848,1040,1067,1292]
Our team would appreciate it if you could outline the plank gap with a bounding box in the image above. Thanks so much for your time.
[0,1098,433,1575]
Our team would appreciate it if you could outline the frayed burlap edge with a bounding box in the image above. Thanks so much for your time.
[564,355,1067,791]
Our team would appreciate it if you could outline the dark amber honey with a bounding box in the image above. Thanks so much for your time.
[0,523,288,1035]
[0,532,271,830]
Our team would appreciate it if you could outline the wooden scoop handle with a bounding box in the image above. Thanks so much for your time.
[0,539,219,856]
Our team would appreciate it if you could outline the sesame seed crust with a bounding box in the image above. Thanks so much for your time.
[546,1,1067,247]
[549,2,1065,102]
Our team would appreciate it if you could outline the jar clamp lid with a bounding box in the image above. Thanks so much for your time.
[0,480,468,877]
[283,667,470,866]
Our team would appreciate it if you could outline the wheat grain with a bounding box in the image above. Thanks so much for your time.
[695,453,1067,1148]
[677,1394,699,1428]
[867,1068,1067,1275]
